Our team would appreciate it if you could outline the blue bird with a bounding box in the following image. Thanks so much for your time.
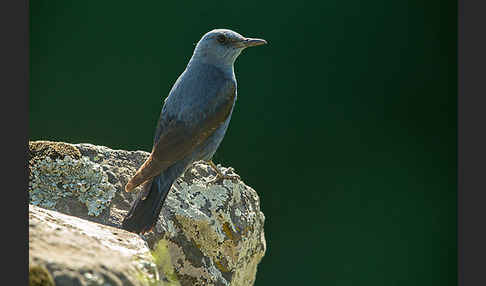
[122,29,267,234]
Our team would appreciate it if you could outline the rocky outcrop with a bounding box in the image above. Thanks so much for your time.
[28,141,266,286]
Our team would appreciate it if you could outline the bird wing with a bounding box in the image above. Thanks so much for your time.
[125,79,236,192]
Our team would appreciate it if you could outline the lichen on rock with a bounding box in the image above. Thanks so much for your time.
[29,265,55,286]
[28,140,266,286]
[29,154,116,216]
[144,162,266,286]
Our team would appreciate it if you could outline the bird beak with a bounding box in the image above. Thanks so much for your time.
[241,37,267,48]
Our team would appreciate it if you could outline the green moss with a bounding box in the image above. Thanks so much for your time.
[29,265,55,286]
[151,239,180,286]
[134,239,182,286]
[134,269,157,286]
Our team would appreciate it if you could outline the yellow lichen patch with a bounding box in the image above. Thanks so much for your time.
[214,259,230,273]
[29,265,55,286]
[29,141,81,163]
[222,222,235,241]
[174,214,220,257]
[165,240,216,285]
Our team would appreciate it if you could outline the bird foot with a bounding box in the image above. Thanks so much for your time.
[206,161,241,184]
[207,173,241,184]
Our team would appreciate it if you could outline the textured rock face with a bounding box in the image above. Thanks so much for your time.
[148,162,266,286]
[29,204,158,286]
[28,141,266,286]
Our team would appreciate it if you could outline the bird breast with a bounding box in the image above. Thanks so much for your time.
[163,62,236,124]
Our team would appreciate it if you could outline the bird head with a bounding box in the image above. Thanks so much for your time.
[192,29,267,67]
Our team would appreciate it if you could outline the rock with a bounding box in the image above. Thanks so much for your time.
[146,162,266,286]
[28,141,149,225]
[28,140,266,286]
[29,265,55,286]
[29,204,158,286]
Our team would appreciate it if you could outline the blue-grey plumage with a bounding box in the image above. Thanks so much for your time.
[122,29,266,234]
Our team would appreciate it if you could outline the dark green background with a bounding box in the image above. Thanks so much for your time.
[30,1,456,285]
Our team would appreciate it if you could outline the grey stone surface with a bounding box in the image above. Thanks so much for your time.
[29,204,158,286]
[28,140,266,286]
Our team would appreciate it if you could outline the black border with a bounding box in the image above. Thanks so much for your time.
[458,0,486,285]
[1,0,29,282]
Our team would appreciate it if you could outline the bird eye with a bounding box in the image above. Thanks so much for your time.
[217,34,227,43]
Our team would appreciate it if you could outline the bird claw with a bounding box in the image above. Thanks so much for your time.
[207,173,240,184]
[206,160,240,184]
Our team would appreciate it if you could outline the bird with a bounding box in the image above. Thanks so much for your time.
[121,29,267,234]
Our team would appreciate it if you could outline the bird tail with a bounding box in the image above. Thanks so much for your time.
[121,174,172,234]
